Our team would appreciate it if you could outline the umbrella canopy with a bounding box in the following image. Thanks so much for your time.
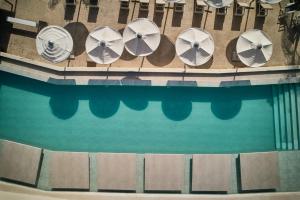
[123,18,161,56]
[85,26,124,64]
[260,0,282,4]
[175,28,214,66]
[205,0,233,8]
[236,29,273,67]
[36,25,73,63]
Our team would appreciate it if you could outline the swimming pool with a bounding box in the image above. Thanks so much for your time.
[0,71,277,153]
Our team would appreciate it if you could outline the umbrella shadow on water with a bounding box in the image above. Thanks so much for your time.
[49,88,79,120]
[122,89,149,111]
[64,22,89,56]
[161,89,192,121]
[210,89,242,120]
[147,35,175,66]
[89,89,120,118]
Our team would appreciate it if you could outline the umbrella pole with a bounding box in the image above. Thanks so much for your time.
[163,3,170,35]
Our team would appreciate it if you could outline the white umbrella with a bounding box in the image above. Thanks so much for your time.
[205,0,233,8]
[260,0,281,4]
[85,26,124,64]
[36,25,73,63]
[176,28,214,66]
[236,29,273,67]
[123,18,161,56]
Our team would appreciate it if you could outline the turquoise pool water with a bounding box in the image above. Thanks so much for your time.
[0,71,275,153]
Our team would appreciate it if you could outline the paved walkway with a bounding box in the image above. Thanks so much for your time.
[0,0,298,69]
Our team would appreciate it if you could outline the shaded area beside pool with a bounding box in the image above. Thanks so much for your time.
[0,71,275,153]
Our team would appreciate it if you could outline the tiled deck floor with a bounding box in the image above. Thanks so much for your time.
[0,0,299,69]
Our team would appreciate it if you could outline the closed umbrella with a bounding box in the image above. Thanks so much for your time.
[236,29,273,67]
[36,25,73,63]
[123,18,161,56]
[176,28,214,66]
[85,26,124,64]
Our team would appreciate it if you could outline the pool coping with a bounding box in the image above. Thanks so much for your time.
[1,183,300,200]
[0,52,300,87]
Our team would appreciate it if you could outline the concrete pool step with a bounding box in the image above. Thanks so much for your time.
[283,85,293,150]
[272,84,300,150]
[296,84,300,149]
[289,84,299,149]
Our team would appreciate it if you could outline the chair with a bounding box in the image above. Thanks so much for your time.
[216,6,229,15]
[155,0,165,12]
[194,0,207,14]
[84,0,99,7]
[139,0,149,11]
[120,0,130,9]
[65,0,76,6]
[257,3,273,17]
[234,1,248,16]
[174,0,186,13]
[284,2,298,14]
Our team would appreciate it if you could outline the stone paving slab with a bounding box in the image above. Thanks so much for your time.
[192,154,232,192]
[144,154,185,192]
[96,153,137,191]
[0,0,293,69]
[240,152,280,191]
[49,152,89,190]
[0,140,42,186]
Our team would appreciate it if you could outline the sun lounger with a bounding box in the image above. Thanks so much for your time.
[120,0,130,9]
[96,153,137,191]
[194,0,207,14]
[234,1,248,16]
[174,0,186,13]
[6,17,38,28]
[0,140,42,186]
[216,7,229,15]
[84,0,99,7]
[257,3,273,17]
[139,0,149,11]
[65,0,76,6]
[155,0,165,12]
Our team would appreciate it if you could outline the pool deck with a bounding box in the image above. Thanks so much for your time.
[0,52,300,87]
[0,0,299,70]
[1,140,300,195]
[1,184,300,200]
